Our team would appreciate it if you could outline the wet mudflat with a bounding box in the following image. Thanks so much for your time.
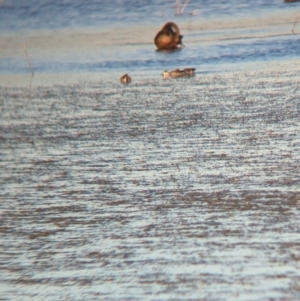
[1,63,300,300]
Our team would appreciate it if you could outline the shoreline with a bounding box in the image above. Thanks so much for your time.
[1,58,300,88]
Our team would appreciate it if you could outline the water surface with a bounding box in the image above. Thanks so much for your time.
[1,1,300,301]
[1,0,300,76]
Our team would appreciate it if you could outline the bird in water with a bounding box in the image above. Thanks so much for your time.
[154,22,184,50]
[120,74,132,84]
[162,68,196,79]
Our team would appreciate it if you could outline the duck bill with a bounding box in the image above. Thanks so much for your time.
[178,35,184,47]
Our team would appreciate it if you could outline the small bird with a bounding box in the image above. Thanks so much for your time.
[120,74,132,84]
[162,68,196,79]
[154,22,183,50]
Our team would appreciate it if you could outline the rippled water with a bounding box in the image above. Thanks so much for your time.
[1,0,300,75]
[1,1,300,300]
[0,0,297,31]
[2,63,300,300]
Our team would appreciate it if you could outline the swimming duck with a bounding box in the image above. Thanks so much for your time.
[120,74,132,84]
[162,68,196,79]
[154,22,183,50]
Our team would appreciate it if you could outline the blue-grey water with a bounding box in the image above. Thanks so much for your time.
[1,1,300,301]
[0,0,296,31]
[1,0,300,75]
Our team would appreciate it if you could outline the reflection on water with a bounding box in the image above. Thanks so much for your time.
[1,64,300,300]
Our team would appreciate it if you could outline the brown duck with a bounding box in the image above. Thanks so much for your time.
[120,74,132,84]
[162,68,196,79]
[154,22,183,50]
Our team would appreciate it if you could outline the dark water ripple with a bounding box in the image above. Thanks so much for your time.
[1,69,300,300]
[0,0,294,31]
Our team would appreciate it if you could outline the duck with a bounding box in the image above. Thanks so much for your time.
[154,22,184,50]
[120,74,132,84]
[162,68,196,79]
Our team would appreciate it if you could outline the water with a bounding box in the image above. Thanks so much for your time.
[1,1,300,301]
[0,0,295,31]
[1,0,300,75]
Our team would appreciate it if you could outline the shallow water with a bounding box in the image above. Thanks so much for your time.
[1,1,300,300]
[0,0,297,31]
[1,63,300,300]
[1,0,300,76]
